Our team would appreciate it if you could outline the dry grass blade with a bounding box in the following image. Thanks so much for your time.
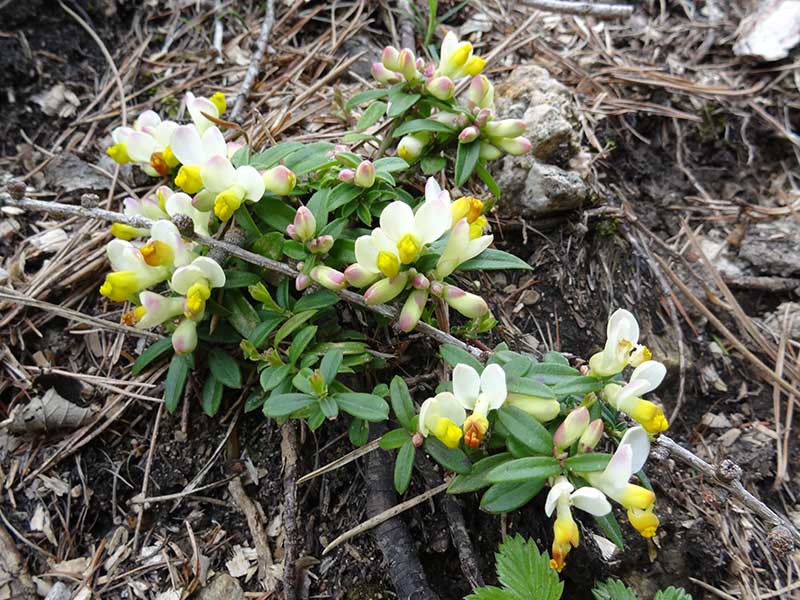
[297,438,380,484]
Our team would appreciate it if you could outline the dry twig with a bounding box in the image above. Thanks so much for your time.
[230,0,276,122]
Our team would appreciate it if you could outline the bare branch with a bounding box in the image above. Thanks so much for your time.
[230,0,276,122]
[522,0,634,19]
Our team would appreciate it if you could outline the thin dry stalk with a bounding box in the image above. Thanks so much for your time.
[230,0,277,122]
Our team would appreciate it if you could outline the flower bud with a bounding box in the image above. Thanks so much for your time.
[416,57,426,71]
[295,273,311,291]
[338,168,355,183]
[495,136,533,156]
[474,108,493,128]
[485,119,527,139]
[172,318,198,355]
[354,160,376,188]
[553,406,590,450]
[458,126,480,144]
[263,165,296,195]
[371,62,402,85]
[286,223,299,241]
[310,265,346,290]
[307,235,334,254]
[578,419,604,453]
[397,133,429,162]
[429,111,463,129]
[398,289,428,332]
[412,432,425,447]
[506,394,561,422]
[412,272,430,289]
[309,370,327,396]
[479,142,502,161]
[381,46,401,70]
[425,76,454,100]
[293,206,316,242]
[466,75,493,110]
[192,189,215,212]
[397,48,418,81]
[344,263,380,288]
[442,284,489,319]
[430,280,444,297]
[363,272,410,305]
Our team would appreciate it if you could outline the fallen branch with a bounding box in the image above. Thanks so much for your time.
[1,192,486,359]
[522,0,633,19]
[230,0,277,122]
[655,434,800,544]
[280,421,300,600]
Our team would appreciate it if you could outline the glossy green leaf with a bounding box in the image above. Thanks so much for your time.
[320,349,343,384]
[357,101,387,131]
[334,392,389,421]
[497,405,553,455]
[294,290,339,312]
[207,348,241,388]
[421,155,447,174]
[458,249,532,272]
[394,439,415,494]
[393,118,455,137]
[386,91,421,117]
[346,88,388,110]
[552,376,603,397]
[260,364,292,391]
[448,453,512,494]
[288,325,318,365]
[455,139,480,186]
[479,478,545,514]
[486,456,561,483]
[389,375,415,430]
[164,353,192,413]
[274,310,317,346]
[348,417,370,446]
[131,338,172,375]
[439,344,483,372]
[201,375,224,417]
[263,393,317,418]
[506,377,556,399]
[380,428,413,450]
[565,453,612,472]
[423,436,472,474]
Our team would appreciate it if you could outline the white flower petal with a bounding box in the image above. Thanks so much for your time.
[379,202,415,241]
[106,239,142,270]
[135,110,161,130]
[600,443,634,493]
[630,361,666,393]
[479,363,507,410]
[192,256,226,288]
[463,234,493,263]
[619,426,650,474]
[187,94,219,134]
[201,155,236,193]
[371,228,398,254]
[607,308,639,346]
[418,397,435,435]
[153,120,179,147]
[424,177,441,202]
[355,235,380,273]
[170,265,205,294]
[125,131,157,163]
[200,126,227,160]
[170,125,204,165]
[234,165,266,201]
[452,363,480,409]
[434,391,466,426]
[545,478,574,517]
[413,196,451,244]
[570,487,612,516]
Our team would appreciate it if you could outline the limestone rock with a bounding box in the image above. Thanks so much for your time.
[498,161,588,216]
[739,217,800,276]
[197,574,245,600]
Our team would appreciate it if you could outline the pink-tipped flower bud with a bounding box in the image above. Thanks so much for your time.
[429,111,463,129]
[354,160,376,188]
[466,75,493,109]
[553,406,590,450]
[286,223,299,241]
[485,119,527,139]
[295,273,311,291]
[172,318,198,355]
[423,63,435,78]
[397,48,419,81]
[344,263,380,288]
[416,57,426,71]
[363,272,410,305]
[474,108,493,128]
[430,281,444,297]
[371,62,403,85]
[381,46,401,70]
[412,432,424,447]
[293,206,316,242]
[307,235,334,254]
[412,273,430,289]
[425,76,454,100]
[397,132,429,162]
[442,284,489,319]
[310,265,346,290]
[495,136,532,156]
[578,419,604,454]
[398,289,429,332]
[263,165,296,195]
[479,142,502,161]
[458,126,480,144]
[338,168,355,183]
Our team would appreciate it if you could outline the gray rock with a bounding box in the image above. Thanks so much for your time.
[44,153,109,193]
[498,161,588,216]
[197,574,245,600]
[739,218,800,276]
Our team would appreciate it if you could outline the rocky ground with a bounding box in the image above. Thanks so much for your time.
[1,1,799,599]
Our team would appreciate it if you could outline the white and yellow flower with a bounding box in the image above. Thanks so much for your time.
[162,189,213,236]
[170,256,226,320]
[452,363,506,447]
[435,214,493,280]
[604,360,669,434]
[588,308,652,377]
[418,391,466,448]
[185,91,226,134]
[585,426,660,538]
[545,477,611,572]
[170,124,228,195]
[107,111,179,176]
[435,31,486,80]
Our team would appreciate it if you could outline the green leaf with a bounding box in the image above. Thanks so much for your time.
[486,456,561,483]
[565,453,612,472]
[320,349,343,384]
[249,141,304,169]
[465,587,515,600]
[475,162,501,198]
[494,534,564,600]
[394,439,415,494]
[380,428,412,450]
[320,395,339,419]
[654,588,693,600]
[552,376,603,397]
[458,248,532,272]
[423,436,472,474]
[501,357,532,380]
[294,290,339,312]
[480,479,545,513]
[248,283,284,313]
[346,88,388,110]
[393,118,455,136]
[421,155,447,174]
[274,310,317,346]
[251,231,285,260]
[288,325,318,365]
[439,344,483,372]
[334,392,389,421]
[389,376,415,430]
[348,417,370,446]
[224,290,261,338]
[593,511,625,549]
[497,406,553,455]
[260,364,291,391]
[252,197,297,232]
[448,453,512,494]
[455,140,480,186]
[506,377,556,399]
[327,182,363,211]
[357,101,387,131]
[526,362,582,385]
[341,132,379,143]
[224,271,263,289]
[248,314,285,348]
[244,389,266,413]
[207,348,242,388]
[387,91,421,117]
[201,375,224,417]
[282,239,308,260]
[234,205,261,238]
[231,145,250,167]
[373,156,409,172]
[543,351,570,365]
[164,354,191,413]
[263,393,317,418]
[131,338,173,375]
[591,579,637,600]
